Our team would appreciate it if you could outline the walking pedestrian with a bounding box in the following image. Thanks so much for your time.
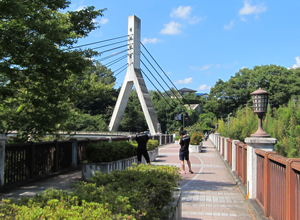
[179,130,194,174]
[136,127,151,165]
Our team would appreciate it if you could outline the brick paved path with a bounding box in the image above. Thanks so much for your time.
[0,140,256,219]
[152,140,256,220]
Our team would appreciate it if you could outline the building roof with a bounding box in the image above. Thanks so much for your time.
[195,93,208,96]
[178,88,197,93]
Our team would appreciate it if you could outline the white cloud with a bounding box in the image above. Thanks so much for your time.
[75,5,86,11]
[170,6,203,24]
[174,77,193,85]
[190,64,212,71]
[170,6,192,19]
[239,0,267,16]
[198,84,211,91]
[99,17,109,25]
[290,57,300,69]
[188,16,204,24]
[224,20,234,30]
[161,21,182,35]
[142,38,161,44]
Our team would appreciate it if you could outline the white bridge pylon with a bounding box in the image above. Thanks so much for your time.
[109,15,159,134]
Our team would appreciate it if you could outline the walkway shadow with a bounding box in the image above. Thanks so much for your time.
[183,218,204,220]
[153,159,166,162]
[178,179,237,195]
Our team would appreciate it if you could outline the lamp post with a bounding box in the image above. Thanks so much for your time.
[251,88,270,137]
[228,113,232,130]
[215,123,219,134]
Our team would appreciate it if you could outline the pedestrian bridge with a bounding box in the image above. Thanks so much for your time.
[2,133,294,219]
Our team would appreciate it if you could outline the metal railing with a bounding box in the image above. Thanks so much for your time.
[2,134,173,188]
[210,133,300,220]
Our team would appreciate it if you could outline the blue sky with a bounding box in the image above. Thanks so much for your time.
[68,0,300,94]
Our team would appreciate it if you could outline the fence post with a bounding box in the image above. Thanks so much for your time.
[214,133,220,149]
[70,139,78,168]
[224,138,229,161]
[54,140,59,172]
[286,159,300,220]
[231,140,239,171]
[245,137,277,199]
[0,134,7,186]
[263,151,278,217]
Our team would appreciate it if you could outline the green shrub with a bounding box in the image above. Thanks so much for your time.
[147,139,159,151]
[1,165,181,220]
[85,164,181,219]
[174,135,181,141]
[84,141,137,163]
[131,139,159,151]
[0,196,135,220]
[190,131,203,145]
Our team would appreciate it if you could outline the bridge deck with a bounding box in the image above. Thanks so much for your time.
[0,140,256,219]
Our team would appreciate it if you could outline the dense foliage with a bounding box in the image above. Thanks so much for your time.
[216,96,300,158]
[0,0,106,142]
[207,65,300,118]
[0,165,181,219]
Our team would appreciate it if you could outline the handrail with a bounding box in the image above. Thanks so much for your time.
[210,132,300,220]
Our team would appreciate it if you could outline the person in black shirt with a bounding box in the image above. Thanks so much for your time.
[136,128,151,165]
[179,130,194,174]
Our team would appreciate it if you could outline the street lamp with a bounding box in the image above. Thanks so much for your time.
[215,123,219,134]
[228,113,232,130]
[251,88,270,137]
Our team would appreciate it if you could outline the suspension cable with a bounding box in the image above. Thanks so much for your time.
[141,69,174,109]
[90,39,128,50]
[68,35,130,50]
[141,59,178,106]
[96,44,130,55]
[96,49,128,62]
[141,42,191,108]
[104,54,128,68]
[114,63,130,77]
[140,50,185,105]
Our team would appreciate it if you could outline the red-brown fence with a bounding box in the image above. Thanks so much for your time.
[222,138,225,157]
[235,142,247,185]
[227,139,232,167]
[211,134,300,220]
[255,149,300,220]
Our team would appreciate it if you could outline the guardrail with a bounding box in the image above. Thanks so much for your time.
[209,133,300,220]
[1,134,173,190]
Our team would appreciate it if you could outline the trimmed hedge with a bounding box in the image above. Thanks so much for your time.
[131,139,159,151]
[1,165,181,220]
[84,140,159,163]
[84,141,137,163]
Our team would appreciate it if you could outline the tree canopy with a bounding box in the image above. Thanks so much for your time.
[207,65,300,118]
[0,0,105,141]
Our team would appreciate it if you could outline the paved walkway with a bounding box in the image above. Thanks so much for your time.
[153,140,256,220]
[0,140,255,220]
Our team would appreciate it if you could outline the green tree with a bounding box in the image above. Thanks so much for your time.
[119,90,148,132]
[71,62,117,125]
[0,0,105,142]
[207,65,300,118]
